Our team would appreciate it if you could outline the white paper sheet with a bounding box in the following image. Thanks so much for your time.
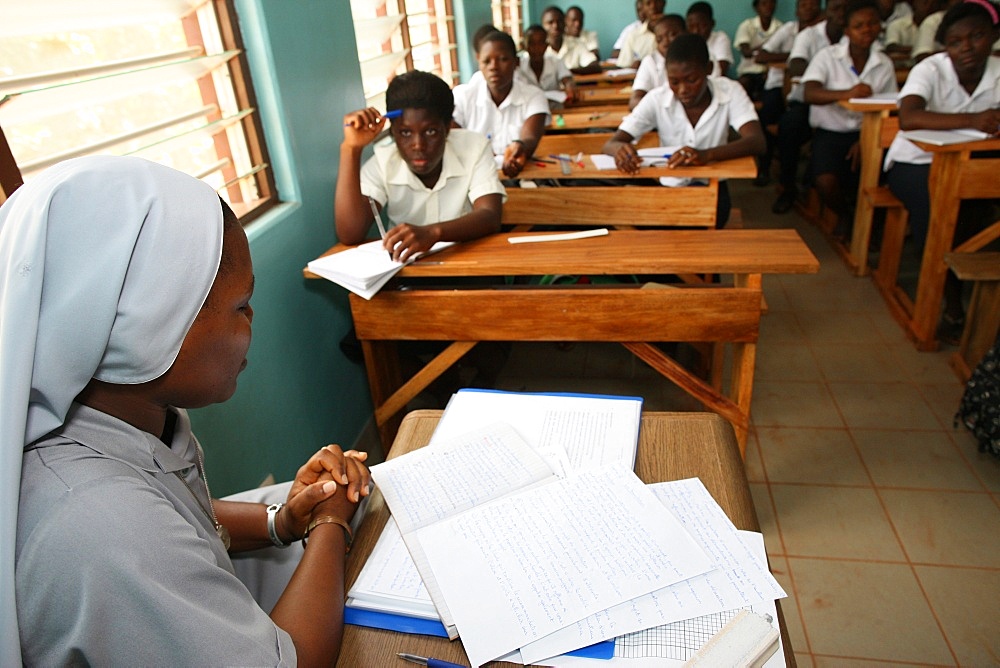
[518,478,786,664]
[307,240,454,299]
[899,128,991,146]
[420,467,713,667]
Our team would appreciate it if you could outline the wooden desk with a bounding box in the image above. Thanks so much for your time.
[547,108,628,132]
[305,230,819,450]
[533,131,656,157]
[898,137,1000,349]
[336,410,796,668]
[514,153,756,180]
[573,70,636,86]
[569,85,633,106]
[839,99,898,275]
[945,252,1000,381]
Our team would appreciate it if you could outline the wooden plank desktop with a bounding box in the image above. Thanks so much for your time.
[305,230,819,450]
[336,410,796,668]
[547,107,628,132]
[512,153,756,180]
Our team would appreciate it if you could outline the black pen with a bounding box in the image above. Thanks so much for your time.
[397,652,467,668]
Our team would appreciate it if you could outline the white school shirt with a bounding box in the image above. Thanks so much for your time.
[614,19,644,50]
[735,16,784,76]
[884,53,1000,169]
[551,37,598,70]
[577,29,599,54]
[707,30,734,78]
[452,76,551,155]
[618,77,759,185]
[760,20,802,91]
[633,52,667,93]
[787,21,840,102]
[617,22,655,66]
[360,129,506,227]
[912,10,944,59]
[885,15,918,49]
[801,41,898,132]
[518,52,571,91]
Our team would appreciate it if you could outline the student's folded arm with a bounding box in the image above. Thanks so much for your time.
[571,59,603,74]
[755,49,789,64]
[898,94,1000,133]
[704,120,767,163]
[786,57,808,78]
[802,80,867,105]
[434,193,504,241]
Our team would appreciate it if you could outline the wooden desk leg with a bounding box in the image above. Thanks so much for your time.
[910,151,963,350]
[849,111,885,276]
[951,280,1000,382]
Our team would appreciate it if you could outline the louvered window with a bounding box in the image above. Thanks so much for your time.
[0,0,275,221]
[491,0,523,47]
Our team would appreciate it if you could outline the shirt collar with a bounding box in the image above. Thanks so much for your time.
[663,78,730,117]
[379,133,466,191]
[28,402,196,475]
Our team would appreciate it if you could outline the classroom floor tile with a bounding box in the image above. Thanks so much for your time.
[755,427,870,486]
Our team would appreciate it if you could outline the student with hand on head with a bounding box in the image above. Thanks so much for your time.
[883,0,1000,342]
[618,0,668,67]
[603,33,766,227]
[541,5,602,73]
[520,23,578,105]
[336,71,505,262]
[453,31,551,178]
[565,6,601,59]
[772,0,849,213]
[754,0,824,186]
[735,0,784,101]
[630,14,688,109]
[687,1,734,77]
[4,155,371,666]
[802,0,898,238]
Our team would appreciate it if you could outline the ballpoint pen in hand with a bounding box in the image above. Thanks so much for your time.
[398,652,467,668]
[367,196,393,260]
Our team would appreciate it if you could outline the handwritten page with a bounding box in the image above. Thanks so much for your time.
[519,478,786,664]
[420,467,713,667]
[431,389,643,477]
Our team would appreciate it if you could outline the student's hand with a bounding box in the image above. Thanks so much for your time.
[281,445,371,540]
[502,141,530,177]
[970,109,1000,136]
[847,140,861,171]
[342,107,387,149]
[668,146,706,168]
[563,82,578,105]
[383,223,439,262]
[613,142,642,174]
[846,83,873,99]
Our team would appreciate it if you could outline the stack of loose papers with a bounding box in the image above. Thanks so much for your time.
[306,240,453,299]
[590,146,680,170]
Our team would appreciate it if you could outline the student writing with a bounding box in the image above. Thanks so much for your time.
[336,71,505,262]
[603,33,766,227]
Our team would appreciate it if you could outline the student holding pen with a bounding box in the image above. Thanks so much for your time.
[335,70,505,262]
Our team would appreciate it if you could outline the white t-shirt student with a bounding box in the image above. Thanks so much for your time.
[577,29,600,54]
[707,30,734,78]
[518,52,571,91]
[885,14,919,51]
[787,20,842,102]
[633,51,667,93]
[617,22,656,66]
[801,40,898,132]
[759,20,803,93]
[884,52,1000,169]
[912,9,945,59]
[550,37,598,70]
[614,19,645,51]
[452,76,551,156]
[735,15,783,76]
[360,129,507,227]
[618,77,759,185]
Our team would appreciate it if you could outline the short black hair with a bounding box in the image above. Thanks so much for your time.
[385,70,454,124]
[844,0,880,22]
[666,32,711,65]
[542,5,565,19]
[471,24,499,53]
[657,14,688,32]
[477,29,518,57]
[567,5,585,19]
[937,0,1000,42]
[687,1,715,20]
[524,23,547,41]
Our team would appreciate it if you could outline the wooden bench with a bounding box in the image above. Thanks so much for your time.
[945,252,1000,382]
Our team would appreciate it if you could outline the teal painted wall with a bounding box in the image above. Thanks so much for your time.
[190,0,372,496]
[522,0,798,66]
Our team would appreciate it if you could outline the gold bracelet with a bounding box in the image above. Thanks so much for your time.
[304,515,353,553]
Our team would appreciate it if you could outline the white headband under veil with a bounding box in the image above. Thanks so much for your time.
[0,155,224,663]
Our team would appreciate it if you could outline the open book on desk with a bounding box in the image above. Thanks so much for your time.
[306,239,454,300]
[590,146,680,170]
[370,421,713,667]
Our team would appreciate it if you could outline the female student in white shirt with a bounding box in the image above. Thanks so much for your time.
[452,30,551,178]
[883,0,1000,341]
[686,1,734,78]
[519,24,578,105]
[629,14,687,110]
[603,33,766,227]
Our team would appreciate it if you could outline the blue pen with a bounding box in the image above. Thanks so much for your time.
[398,652,467,668]
[344,109,402,126]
